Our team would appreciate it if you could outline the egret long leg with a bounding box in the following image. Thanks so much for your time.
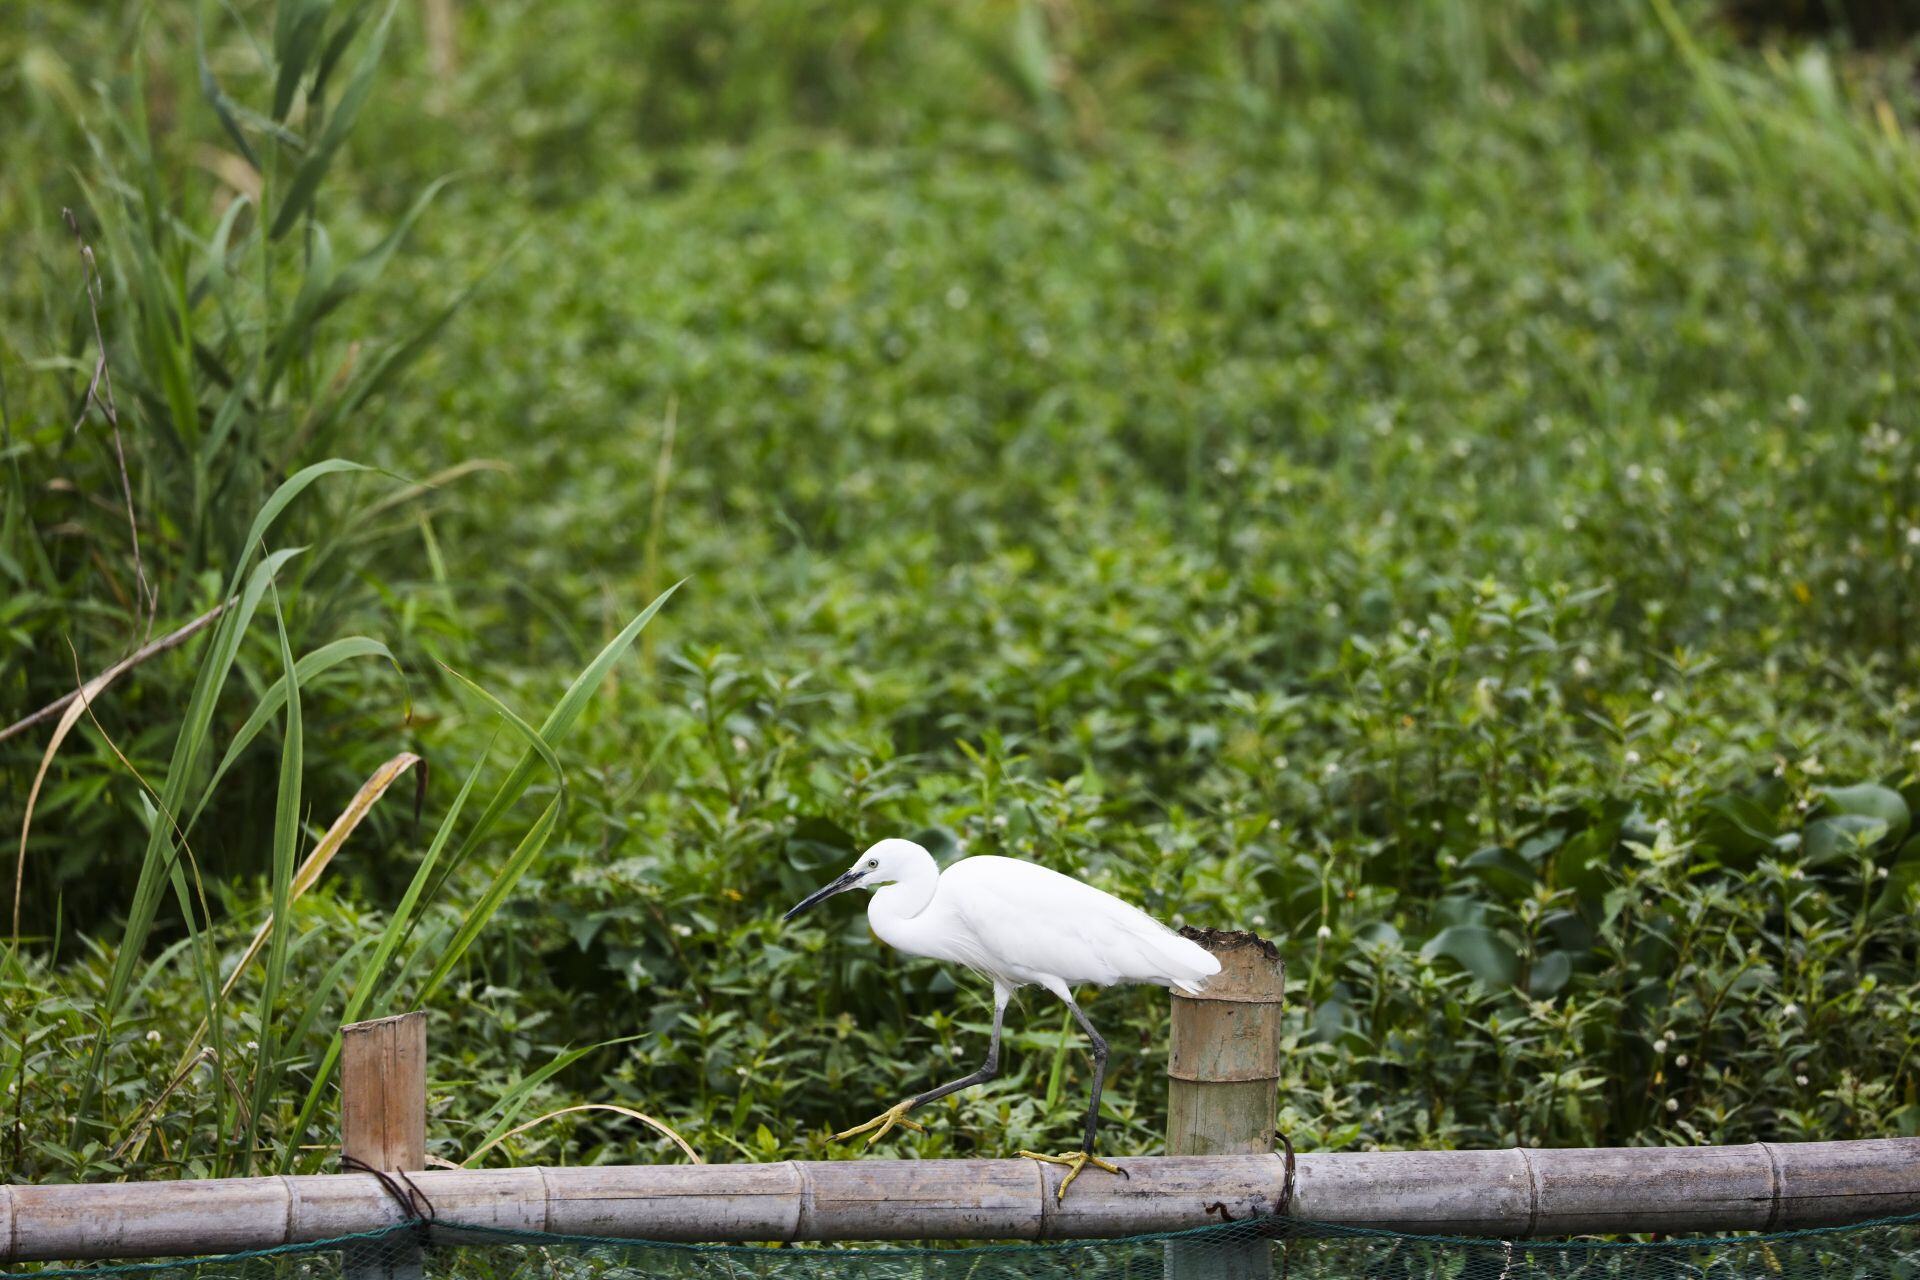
[832,984,1012,1146]
[1018,995,1129,1201]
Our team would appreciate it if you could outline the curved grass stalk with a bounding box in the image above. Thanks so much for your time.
[459,1103,702,1168]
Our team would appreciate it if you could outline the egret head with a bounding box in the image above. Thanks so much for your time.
[783,839,927,922]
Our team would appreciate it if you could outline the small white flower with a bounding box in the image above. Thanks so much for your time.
[1834,579,1850,598]
[1790,868,1805,881]
[1652,689,1665,704]
[1907,527,1920,547]
[991,814,1007,828]
[246,1040,259,1053]
[1665,1098,1679,1112]
[1796,1075,1809,1087]
[1675,1054,1689,1068]
[1316,925,1333,941]
[1878,866,1891,880]
[673,923,693,937]
[1573,656,1592,677]
[145,1030,162,1044]
[1787,394,1808,416]
[1625,751,1642,766]
[1782,1002,1800,1018]
[1653,1038,1668,1054]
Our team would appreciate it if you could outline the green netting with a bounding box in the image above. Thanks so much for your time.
[18,1214,1920,1280]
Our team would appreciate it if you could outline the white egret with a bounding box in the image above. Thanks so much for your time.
[784,837,1220,1198]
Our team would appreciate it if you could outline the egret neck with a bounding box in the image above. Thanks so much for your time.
[866,844,940,951]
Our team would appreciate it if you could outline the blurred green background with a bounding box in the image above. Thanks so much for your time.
[4,0,1920,1183]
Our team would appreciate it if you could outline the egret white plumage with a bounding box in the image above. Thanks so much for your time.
[783,838,1221,1198]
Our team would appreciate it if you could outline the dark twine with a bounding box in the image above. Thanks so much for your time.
[1274,1131,1297,1280]
[340,1154,437,1241]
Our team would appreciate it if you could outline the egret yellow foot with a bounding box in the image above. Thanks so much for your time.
[1018,1149,1130,1201]
[832,1099,925,1147]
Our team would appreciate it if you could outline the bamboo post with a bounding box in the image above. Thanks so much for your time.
[1165,929,1285,1280]
[340,1011,427,1279]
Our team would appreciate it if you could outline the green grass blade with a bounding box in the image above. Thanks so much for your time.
[185,636,400,837]
[469,1034,644,1151]
[280,936,374,1079]
[269,0,398,239]
[446,581,682,874]
[242,577,303,1174]
[223,460,376,600]
[73,545,305,1131]
[278,741,493,1174]
[195,0,260,170]
[416,792,563,1005]
[270,0,331,121]
[436,660,566,786]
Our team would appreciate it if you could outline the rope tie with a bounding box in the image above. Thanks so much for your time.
[1275,1131,1297,1280]
[340,1154,437,1240]
[1276,1131,1296,1218]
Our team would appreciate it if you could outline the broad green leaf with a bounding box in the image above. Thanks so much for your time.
[1421,924,1520,989]
[1462,845,1535,901]
[1802,814,1891,867]
[1819,784,1910,847]
[1528,950,1573,998]
[1870,836,1920,921]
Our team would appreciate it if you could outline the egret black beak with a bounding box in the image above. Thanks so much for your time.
[783,869,863,922]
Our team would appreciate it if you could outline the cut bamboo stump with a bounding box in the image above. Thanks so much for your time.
[1165,929,1285,1280]
[340,1011,427,1280]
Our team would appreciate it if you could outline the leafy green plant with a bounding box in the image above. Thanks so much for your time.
[8,0,1920,1186]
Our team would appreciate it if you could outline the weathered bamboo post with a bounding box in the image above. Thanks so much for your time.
[1165,930,1285,1280]
[340,1011,428,1280]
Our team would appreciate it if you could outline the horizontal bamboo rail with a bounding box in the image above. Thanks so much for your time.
[4,1141,1920,1263]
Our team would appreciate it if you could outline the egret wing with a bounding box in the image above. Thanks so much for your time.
[939,857,1219,993]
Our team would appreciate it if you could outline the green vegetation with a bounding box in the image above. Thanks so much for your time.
[4,0,1920,1186]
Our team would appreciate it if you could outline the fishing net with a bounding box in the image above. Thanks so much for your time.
[16,1213,1920,1280]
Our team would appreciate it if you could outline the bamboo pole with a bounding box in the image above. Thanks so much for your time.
[4,1142,1920,1263]
[340,1012,427,1280]
[1165,929,1285,1280]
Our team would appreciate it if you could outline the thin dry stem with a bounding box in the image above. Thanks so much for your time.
[459,1103,702,1168]
[63,207,155,631]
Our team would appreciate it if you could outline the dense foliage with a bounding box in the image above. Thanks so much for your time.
[4,0,1920,1185]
